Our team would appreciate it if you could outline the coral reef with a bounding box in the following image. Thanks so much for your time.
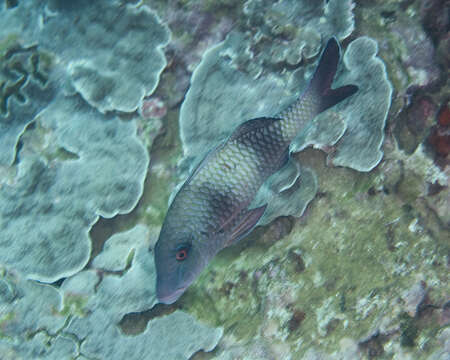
[251,159,318,226]
[63,225,222,360]
[1,0,170,113]
[180,0,357,164]
[0,43,56,165]
[0,95,149,281]
[322,37,392,171]
[428,102,450,163]
[0,225,222,359]
[241,0,355,72]
[172,1,448,359]
[140,96,168,119]
[0,0,223,358]
[183,146,448,359]
[1,0,448,359]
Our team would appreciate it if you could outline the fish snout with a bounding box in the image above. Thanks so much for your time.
[157,285,187,304]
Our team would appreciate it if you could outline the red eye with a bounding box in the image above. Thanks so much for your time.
[176,248,188,261]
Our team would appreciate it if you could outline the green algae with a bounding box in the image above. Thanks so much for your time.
[58,294,89,318]
[0,312,15,340]
[177,146,449,357]
[0,33,18,57]
[399,312,419,347]
[139,109,183,226]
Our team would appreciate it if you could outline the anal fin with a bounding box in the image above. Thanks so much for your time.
[226,204,267,247]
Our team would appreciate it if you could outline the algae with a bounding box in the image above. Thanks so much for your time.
[181,147,449,358]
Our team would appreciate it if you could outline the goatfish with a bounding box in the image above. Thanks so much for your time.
[154,38,358,304]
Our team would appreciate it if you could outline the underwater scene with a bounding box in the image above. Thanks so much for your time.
[0,0,449,359]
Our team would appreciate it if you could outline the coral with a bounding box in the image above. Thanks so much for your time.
[0,1,224,359]
[323,37,392,170]
[436,32,450,69]
[0,44,56,165]
[420,0,450,42]
[251,158,318,225]
[391,20,440,89]
[0,225,223,359]
[63,225,222,360]
[180,31,297,164]
[180,0,356,164]
[353,0,445,127]
[356,0,449,172]
[1,0,170,113]
[141,0,237,115]
[428,328,450,360]
[395,144,447,202]
[242,0,354,71]
[0,269,76,359]
[395,95,438,154]
[93,225,150,272]
[0,95,149,282]
[0,0,169,282]
[214,338,291,359]
[401,281,428,317]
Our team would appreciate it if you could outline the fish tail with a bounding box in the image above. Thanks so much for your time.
[277,38,357,141]
[306,37,358,114]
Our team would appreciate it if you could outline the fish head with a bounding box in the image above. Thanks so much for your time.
[154,227,217,304]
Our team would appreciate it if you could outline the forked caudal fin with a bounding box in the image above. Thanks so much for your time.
[307,37,358,113]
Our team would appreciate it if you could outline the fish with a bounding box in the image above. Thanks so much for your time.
[154,38,358,304]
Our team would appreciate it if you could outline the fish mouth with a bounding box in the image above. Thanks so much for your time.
[157,286,187,305]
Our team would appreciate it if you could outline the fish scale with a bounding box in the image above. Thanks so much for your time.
[154,38,359,304]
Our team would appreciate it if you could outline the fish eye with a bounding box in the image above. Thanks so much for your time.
[175,244,190,261]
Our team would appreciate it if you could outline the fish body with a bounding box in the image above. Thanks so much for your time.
[154,38,358,304]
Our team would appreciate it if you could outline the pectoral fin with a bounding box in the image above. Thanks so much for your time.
[225,204,267,247]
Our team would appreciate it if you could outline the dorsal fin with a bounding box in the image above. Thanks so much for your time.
[229,117,282,141]
[183,141,226,186]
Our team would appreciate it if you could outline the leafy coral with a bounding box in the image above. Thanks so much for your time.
[0,95,149,282]
[0,0,224,358]
[242,0,354,70]
[1,0,170,113]
[63,225,223,360]
[0,44,56,165]
[0,225,223,359]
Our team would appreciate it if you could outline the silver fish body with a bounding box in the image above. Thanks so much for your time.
[154,38,358,304]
